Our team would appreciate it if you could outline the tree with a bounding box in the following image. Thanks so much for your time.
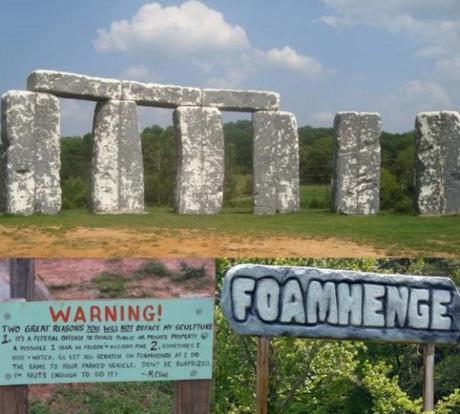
[60,134,92,208]
[141,125,176,206]
[299,136,332,184]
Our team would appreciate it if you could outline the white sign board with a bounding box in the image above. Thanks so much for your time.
[221,265,460,344]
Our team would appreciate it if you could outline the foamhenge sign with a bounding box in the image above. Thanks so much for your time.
[221,264,460,344]
[0,69,299,216]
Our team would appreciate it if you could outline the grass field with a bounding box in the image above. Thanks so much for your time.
[0,202,458,256]
[30,382,173,414]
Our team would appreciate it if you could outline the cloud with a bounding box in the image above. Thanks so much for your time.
[94,1,330,88]
[94,1,250,55]
[265,46,328,78]
[400,80,452,107]
[376,80,453,131]
[207,66,253,89]
[320,0,460,70]
[119,65,160,82]
[436,56,460,80]
[320,0,460,26]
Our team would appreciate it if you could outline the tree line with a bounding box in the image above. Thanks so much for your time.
[60,121,415,211]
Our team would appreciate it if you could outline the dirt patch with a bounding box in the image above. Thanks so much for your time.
[0,226,386,257]
[36,258,215,299]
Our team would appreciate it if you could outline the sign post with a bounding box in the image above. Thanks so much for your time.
[221,264,460,411]
[423,344,435,412]
[256,337,269,414]
[0,259,35,414]
[174,379,212,414]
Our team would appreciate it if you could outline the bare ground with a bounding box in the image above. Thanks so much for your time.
[0,226,385,257]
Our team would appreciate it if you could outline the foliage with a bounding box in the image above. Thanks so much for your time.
[380,132,415,212]
[176,262,207,280]
[223,121,252,204]
[59,122,418,212]
[134,260,172,279]
[361,361,421,413]
[30,382,173,414]
[380,167,412,212]
[60,134,92,209]
[141,125,176,206]
[299,136,332,184]
[92,271,127,297]
[61,176,88,209]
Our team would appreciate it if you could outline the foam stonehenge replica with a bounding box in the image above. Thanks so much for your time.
[1,69,459,216]
[1,70,299,215]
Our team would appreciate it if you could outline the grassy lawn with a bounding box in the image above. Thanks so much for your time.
[30,381,173,414]
[0,203,458,256]
[0,183,458,256]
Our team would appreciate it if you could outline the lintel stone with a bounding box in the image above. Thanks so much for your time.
[202,88,279,112]
[121,81,201,108]
[27,70,122,101]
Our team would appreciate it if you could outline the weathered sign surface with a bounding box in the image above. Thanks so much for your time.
[0,298,214,385]
[221,264,460,344]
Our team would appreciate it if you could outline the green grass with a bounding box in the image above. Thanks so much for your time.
[171,262,208,288]
[0,180,458,257]
[30,382,173,414]
[0,206,458,255]
[299,184,330,208]
[93,271,127,298]
[134,260,172,279]
[134,261,208,287]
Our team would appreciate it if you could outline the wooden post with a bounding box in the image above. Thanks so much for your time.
[174,380,211,414]
[0,259,35,414]
[10,259,36,300]
[256,337,270,414]
[423,344,435,412]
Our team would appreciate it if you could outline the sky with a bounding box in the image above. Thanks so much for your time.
[0,0,459,135]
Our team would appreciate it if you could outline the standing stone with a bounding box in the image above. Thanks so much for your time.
[91,100,144,214]
[415,111,460,215]
[173,106,224,214]
[252,111,299,214]
[332,112,381,215]
[1,91,61,215]
[34,93,61,214]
